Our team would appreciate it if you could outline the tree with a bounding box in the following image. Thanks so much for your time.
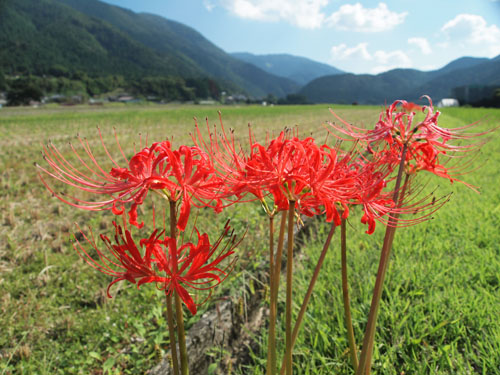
[48,65,69,78]
[7,78,43,106]
[278,94,309,105]
[0,69,6,91]
[264,93,278,105]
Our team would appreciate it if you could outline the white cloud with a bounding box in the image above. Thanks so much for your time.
[408,37,432,55]
[203,0,216,11]
[220,0,328,29]
[219,1,408,31]
[371,49,412,74]
[373,50,411,66]
[330,42,412,74]
[330,42,372,61]
[327,2,407,32]
[420,64,439,71]
[441,14,500,56]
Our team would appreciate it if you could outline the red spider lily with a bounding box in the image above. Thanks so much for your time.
[343,156,397,235]
[296,144,361,224]
[191,115,270,206]
[327,96,489,185]
[358,180,394,235]
[352,174,445,234]
[109,143,223,230]
[194,118,397,229]
[38,130,223,231]
[242,133,390,226]
[401,101,422,113]
[193,116,410,232]
[328,96,486,148]
[37,129,141,214]
[74,221,240,315]
[193,117,332,216]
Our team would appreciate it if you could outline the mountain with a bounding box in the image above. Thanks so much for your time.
[298,70,426,105]
[57,0,299,97]
[412,58,500,100]
[0,0,298,98]
[299,56,500,104]
[0,0,191,78]
[231,52,343,85]
[428,56,490,78]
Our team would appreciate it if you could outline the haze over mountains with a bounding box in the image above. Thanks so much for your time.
[1,0,498,104]
[231,52,344,86]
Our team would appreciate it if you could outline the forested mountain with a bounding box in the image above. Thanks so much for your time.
[0,0,298,98]
[231,52,343,85]
[0,0,187,77]
[299,56,500,104]
[427,56,490,78]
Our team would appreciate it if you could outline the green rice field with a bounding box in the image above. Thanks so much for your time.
[0,103,499,374]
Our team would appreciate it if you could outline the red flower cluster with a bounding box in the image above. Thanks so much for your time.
[38,133,222,231]
[193,119,397,233]
[40,96,483,315]
[328,97,486,185]
[74,221,239,315]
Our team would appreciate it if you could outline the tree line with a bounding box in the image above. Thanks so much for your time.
[0,69,225,106]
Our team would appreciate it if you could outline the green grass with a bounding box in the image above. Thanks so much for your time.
[0,103,498,374]
[240,106,500,375]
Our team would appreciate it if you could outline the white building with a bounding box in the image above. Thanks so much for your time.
[437,98,459,107]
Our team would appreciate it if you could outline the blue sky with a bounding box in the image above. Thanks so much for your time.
[101,0,500,74]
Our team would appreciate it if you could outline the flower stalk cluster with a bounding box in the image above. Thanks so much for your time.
[39,97,487,374]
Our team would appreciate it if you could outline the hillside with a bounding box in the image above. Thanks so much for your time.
[410,59,500,100]
[300,56,500,104]
[0,0,298,98]
[428,56,490,78]
[231,52,343,85]
[57,0,298,97]
[0,0,195,78]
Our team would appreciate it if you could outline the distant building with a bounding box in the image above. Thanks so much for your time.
[110,95,141,103]
[224,93,247,104]
[89,98,108,105]
[437,98,459,107]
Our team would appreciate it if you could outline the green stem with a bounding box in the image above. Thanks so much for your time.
[362,173,410,375]
[269,210,288,375]
[175,293,189,375]
[279,221,337,375]
[166,295,180,375]
[285,201,296,375]
[341,218,358,371]
[169,200,189,375]
[267,215,276,375]
[165,199,180,375]
[355,145,409,375]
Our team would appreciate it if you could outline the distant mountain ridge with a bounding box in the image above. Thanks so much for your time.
[231,52,343,85]
[300,56,500,104]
